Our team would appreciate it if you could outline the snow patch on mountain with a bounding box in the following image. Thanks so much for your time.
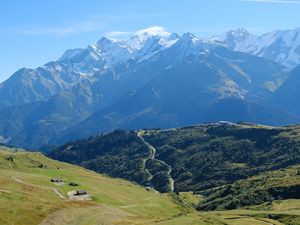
[211,28,258,51]
[136,26,171,39]
[248,28,300,67]
[211,27,300,68]
[127,26,178,50]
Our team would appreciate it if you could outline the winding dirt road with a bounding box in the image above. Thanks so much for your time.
[11,176,66,199]
[137,132,174,192]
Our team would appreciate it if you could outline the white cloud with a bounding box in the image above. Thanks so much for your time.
[242,0,300,4]
[136,26,170,37]
[105,26,171,39]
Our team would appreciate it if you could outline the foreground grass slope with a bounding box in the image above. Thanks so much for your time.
[4,141,300,224]
[0,149,229,225]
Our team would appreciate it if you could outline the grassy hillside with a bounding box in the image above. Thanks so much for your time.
[197,164,300,224]
[5,137,300,224]
[142,123,300,192]
[50,123,300,194]
[50,130,151,186]
[198,164,300,210]
[4,148,300,224]
[0,149,230,225]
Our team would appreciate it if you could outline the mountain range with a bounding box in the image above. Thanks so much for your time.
[1,26,300,149]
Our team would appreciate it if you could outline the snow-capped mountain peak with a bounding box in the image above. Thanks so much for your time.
[54,26,300,76]
[229,28,251,37]
[212,28,252,41]
[168,33,180,41]
[126,26,173,50]
[59,48,86,62]
[58,27,180,73]
[179,32,200,44]
[96,37,131,52]
[210,28,258,51]
[136,26,171,40]
[58,45,102,65]
[210,27,300,68]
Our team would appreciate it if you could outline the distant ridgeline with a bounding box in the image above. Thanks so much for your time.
[0,143,24,152]
[49,122,300,197]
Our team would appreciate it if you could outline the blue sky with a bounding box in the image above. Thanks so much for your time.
[1,0,300,82]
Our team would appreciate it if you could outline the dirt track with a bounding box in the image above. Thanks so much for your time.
[11,176,66,199]
[137,132,175,192]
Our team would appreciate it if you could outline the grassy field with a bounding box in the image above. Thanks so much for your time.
[3,149,300,224]
[0,149,217,225]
